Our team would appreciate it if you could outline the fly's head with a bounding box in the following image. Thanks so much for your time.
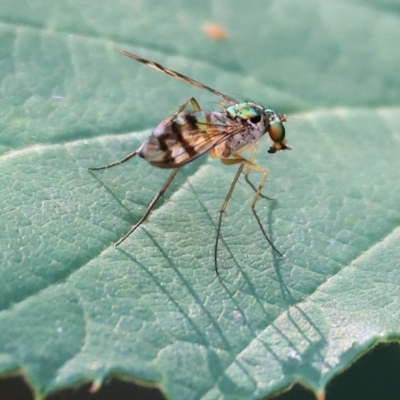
[226,102,292,153]
[264,108,292,154]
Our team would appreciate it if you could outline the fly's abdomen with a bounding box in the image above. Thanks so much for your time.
[138,111,227,168]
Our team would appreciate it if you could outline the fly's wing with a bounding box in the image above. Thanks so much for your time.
[144,116,244,168]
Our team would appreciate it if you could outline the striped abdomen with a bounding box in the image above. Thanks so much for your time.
[138,111,232,168]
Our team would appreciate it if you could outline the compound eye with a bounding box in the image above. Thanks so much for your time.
[269,121,285,143]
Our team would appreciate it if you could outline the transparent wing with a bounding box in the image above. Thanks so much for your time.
[153,121,245,168]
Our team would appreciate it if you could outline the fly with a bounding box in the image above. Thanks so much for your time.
[90,49,292,275]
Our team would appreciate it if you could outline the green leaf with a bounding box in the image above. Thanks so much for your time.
[0,1,399,400]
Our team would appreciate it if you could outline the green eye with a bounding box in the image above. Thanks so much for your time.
[269,121,285,143]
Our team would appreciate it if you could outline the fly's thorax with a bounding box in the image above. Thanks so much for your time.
[226,102,268,138]
[226,102,265,121]
[221,102,267,157]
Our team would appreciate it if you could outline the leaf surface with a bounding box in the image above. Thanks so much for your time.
[0,1,399,399]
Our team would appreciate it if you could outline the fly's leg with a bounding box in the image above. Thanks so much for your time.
[115,168,180,246]
[233,154,283,257]
[165,97,202,124]
[243,143,275,201]
[89,150,139,171]
[89,98,201,170]
[214,159,245,275]
[215,156,282,274]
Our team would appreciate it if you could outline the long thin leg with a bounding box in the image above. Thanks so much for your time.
[118,50,237,105]
[215,156,282,273]
[243,143,274,200]
[233,155,283,257]
[89,150,139,171]
[214,161,245,275]
[165,97,201,123]
[115,168,180,246]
